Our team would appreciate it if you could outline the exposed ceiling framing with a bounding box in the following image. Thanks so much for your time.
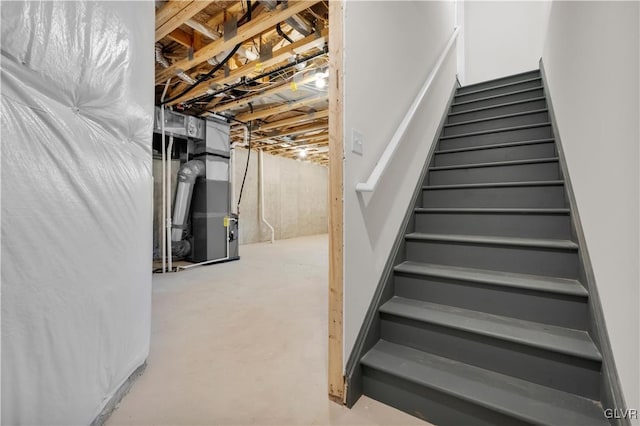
[155,0,330,165]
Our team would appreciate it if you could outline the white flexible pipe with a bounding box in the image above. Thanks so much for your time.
[166,135,174,272]
[258,149,275,244]
[160,79,171,273]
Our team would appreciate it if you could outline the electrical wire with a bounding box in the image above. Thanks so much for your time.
[158,1,258,105]
[276,23,294,44]
[236,120,252,214]
[191,46,328,107]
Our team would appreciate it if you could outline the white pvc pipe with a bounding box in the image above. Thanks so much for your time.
[160,79,171,273]
[166,135,174,272]
[258,149,275,244]
[356,27,460,193]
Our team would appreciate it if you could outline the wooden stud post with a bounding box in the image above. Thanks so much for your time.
[328,0,345,404]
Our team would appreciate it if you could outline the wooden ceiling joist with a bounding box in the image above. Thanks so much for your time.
[267,139,328,155]
[205,2,246,30]
[166,28,193,47]
[156,1,320,83]
[250,121,328,142]
[156,1,214,42]
[167,28,328,106]
[235,94,327,122]
[258,109,329,132]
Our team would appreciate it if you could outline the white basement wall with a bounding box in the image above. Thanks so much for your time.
[1,1,154,424]
[343,1,457,364]
[233,148,328,244]
[463,1,551,85]
[541,0,640,412]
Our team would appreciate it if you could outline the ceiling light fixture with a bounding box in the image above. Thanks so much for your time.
[299,149,307,158]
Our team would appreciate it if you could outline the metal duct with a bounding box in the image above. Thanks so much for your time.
[259,0,312,36]
[155,43,197,85]
[171,159,206,254]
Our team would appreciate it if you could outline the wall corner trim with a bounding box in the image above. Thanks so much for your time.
[539,59,630,425]
[343,81,459,408]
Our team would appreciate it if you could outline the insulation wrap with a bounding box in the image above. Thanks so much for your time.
[1,1,154,424]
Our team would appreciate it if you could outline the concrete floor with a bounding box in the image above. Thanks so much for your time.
[107,234,429,426]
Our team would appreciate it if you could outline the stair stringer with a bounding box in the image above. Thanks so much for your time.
[540,59,630,426]
[343,81,459,408]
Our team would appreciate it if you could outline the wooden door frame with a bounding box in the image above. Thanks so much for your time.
[328,0,345,404]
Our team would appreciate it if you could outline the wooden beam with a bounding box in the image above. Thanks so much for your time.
[263,130,329,145]
[267,139,328,155]
[156,1,214,42]
[235,94,327,122]
[328,0,345,404]
[193,30,204,50]
[250,121,328,142]
[206,1,246,29]
[156,1,319,83]
[167,28,328,106]
[209,73,318,114]
[166,28,194,47]
[257,109,329,132]
[156,0,192,28]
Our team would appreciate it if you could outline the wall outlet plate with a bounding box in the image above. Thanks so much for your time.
[352,129,363,155]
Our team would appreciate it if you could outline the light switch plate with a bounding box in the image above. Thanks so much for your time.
[352,129,363,155]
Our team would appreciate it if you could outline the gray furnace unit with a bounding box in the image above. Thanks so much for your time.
[154,108,239,265]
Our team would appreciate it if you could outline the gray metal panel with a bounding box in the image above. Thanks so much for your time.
[201,118,231,157]
[190,180,230,262]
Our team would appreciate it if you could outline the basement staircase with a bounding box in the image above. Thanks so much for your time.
[355,70,611,425]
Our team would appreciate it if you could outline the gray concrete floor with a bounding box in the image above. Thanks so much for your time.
[107,234,428,426]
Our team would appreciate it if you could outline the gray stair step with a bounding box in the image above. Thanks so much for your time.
[422,180,566,208]
[380,297,600,361]
[379,298,601,398]
[447,97,547,124]
[456,69,541,95]
[427,157,560,186]
[434,139,556,166]
[404,232,578,278]
[451,87,544,113]
[361,340,608,426]
[443,109,549,137]
[439,123,553,150]
[414,207,571,239]
[406,232,578,250]
[394,261,588,329]
[395,261,587,297]
[455,78,542,103]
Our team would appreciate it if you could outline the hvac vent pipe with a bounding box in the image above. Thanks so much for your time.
[258,149,275,244]
[160,79,171,273]
[166,135,175,272]
[170,159,206,258]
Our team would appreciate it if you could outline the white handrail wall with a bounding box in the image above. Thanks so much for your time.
[356,26,459,193]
